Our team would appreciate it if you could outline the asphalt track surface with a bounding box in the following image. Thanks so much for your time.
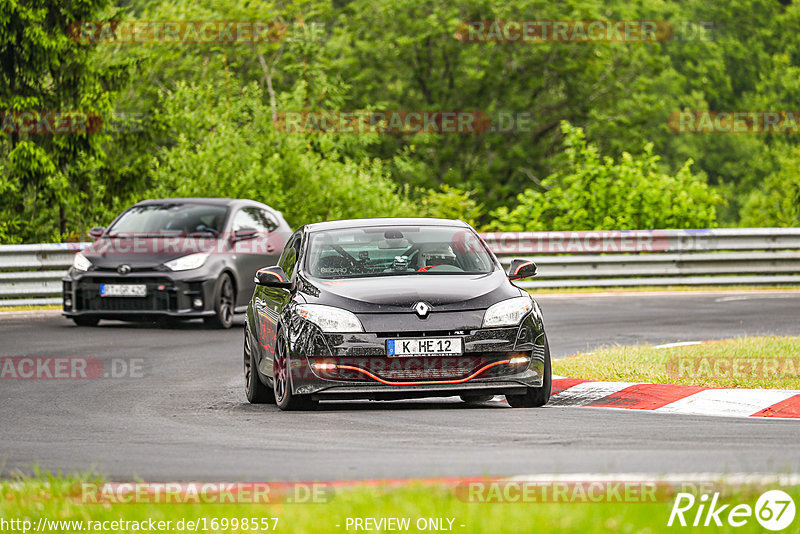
[1,291,799,481]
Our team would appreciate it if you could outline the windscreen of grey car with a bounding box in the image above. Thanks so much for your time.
[306,226,494,279]
[107,203,228,236]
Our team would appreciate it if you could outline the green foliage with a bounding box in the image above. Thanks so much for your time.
[144,80,411,226]
[4,0,800,242]
[0,0,131,242]
[487,122,721,231]
[415,185,484,226]
[740,144,800,227]
[326,0,668,207]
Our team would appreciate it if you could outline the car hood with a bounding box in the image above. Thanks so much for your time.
[301,270,522,313]
[81,237,220,269]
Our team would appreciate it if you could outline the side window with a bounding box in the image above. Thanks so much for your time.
[279,234,302,279]
[259,210,279,232]
[232,207,275,233]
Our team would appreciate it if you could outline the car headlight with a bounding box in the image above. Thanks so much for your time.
[482,296,533,327]
[164,252,209,271]
[296,304,364,333]
[72,252,92,272]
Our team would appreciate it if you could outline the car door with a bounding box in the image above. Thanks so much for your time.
[229,207,282,307]
[255,231,302,378]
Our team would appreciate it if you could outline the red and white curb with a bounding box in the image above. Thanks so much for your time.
[547,376,800,419]
[539,339,800,419]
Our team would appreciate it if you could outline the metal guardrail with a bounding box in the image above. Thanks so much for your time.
[0,244,87,306]
[0,228,799,306]
[479,228,800,288]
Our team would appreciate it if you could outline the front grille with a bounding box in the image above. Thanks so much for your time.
[310,353,522,383]
[75,277,177,312]
[92,266,164,273]
[380,366,468,380]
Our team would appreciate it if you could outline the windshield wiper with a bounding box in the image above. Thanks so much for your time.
[107,232,181,238]
[184,229,219,237]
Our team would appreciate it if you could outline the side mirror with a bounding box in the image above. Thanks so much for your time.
[89,227,105,239]
[233,227,258,242]
[255,266,293,288]
[508,259,537,280]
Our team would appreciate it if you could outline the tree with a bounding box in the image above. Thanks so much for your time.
[740,144,800,227]
[0,0,132,242]
[144,77,414,225]
[486,122,721,231]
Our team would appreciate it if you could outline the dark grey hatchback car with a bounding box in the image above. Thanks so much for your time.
[62,198,291,328]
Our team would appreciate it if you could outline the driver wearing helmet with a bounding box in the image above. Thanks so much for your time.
[417,244,458,272]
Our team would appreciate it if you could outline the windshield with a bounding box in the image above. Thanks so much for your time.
[305,226,495,279]
[107,203,228,236]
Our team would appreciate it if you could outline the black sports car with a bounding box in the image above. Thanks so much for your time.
[244,218,550,410]
[62,198,291,328]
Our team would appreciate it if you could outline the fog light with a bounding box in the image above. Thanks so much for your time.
[192,298,203,309]
[312,363,337,371]
[64,298,72,309]
[509,356,529,364]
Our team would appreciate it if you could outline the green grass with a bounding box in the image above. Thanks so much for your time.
[2,474,799,533]
[528,285,800,295]
[553,336,800,389]
[0,304,60,313]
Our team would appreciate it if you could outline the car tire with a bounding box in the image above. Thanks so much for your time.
[506,336,552,408]
[460,394,494,404]
[204,273,235,329]
[72,316,99,327]
[244,326,275,404]
[273,335,318,411]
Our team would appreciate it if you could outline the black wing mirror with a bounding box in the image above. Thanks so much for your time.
[508,259,537,280]
[233,227,258,242]
[89,226,105,239]
[255,266,293,288]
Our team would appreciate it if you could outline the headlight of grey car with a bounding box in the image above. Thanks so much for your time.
[72,252,92,272]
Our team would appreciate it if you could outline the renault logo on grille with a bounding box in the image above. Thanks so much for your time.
[117,264,131,275]
[413,302,430,318]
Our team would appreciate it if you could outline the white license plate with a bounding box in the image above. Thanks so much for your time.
[387,337,463,357]
[99,284,147,297]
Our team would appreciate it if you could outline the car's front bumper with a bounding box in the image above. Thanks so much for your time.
[62,269,218,320]
[285,314,547,399]
[304,381,530,401]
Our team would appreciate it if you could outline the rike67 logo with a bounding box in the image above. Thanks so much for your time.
[668,490,796,531]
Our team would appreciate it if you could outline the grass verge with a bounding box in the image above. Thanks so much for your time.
[553,335,800,389]
[0,304,61,313]
[1,474,799,533]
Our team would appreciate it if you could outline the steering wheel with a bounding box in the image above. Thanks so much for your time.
[331,245,360,268]
[418,265,435,272]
